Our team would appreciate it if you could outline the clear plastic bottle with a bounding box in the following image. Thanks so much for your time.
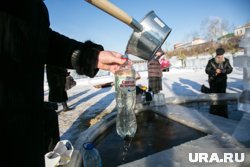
[82,142,102,167]
[115,56,137,139]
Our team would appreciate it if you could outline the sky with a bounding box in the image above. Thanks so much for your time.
[45,0,250,53]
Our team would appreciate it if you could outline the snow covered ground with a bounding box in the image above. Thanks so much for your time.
[43,66,250,166]
[44,67,243,137]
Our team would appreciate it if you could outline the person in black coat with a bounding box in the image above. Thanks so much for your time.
[65,71,76,91]
[205,48,233,93]
[46,65,72,111]
[0,1,126,167]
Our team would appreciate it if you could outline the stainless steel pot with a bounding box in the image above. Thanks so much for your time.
[126,11,171,60]
[85,0,172,60]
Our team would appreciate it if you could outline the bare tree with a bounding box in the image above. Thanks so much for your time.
[162,41,172,52]
[186,30,201,41]
[201,16,229,41]
[223,36,242,56]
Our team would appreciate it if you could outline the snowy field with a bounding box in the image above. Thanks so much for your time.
[44,67,243,137]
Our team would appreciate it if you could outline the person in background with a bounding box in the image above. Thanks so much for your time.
[147,50,165,94]
[65,71,76,91]
[205,47,233,93]
[159,56,171,72]
[46,65,72,112]
[0,1,127,167]
[204,47,233,118]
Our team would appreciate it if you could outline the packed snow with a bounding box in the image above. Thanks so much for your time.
[44,66,243,136]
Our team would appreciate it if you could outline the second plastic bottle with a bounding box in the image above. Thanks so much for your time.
[82,142,102,167]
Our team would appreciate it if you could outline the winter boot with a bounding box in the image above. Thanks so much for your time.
[201,85,211,94]
[62,102,73,112]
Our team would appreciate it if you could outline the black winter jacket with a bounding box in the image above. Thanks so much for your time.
[0,1,103,166]
[205,57,233,82]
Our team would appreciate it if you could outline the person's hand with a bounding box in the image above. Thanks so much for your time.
[216,68,221,75]
[135,72,141,80]
[155,48,164,58]
[97,51,127,73]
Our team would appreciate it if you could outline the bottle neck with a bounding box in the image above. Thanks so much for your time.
[122,54,129,62]
[120,54,129,67]
[120,53,134,70]
[123,53,129,59]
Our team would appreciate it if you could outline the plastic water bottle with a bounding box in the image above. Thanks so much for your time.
[82,142,102,167]
[115,56,137,139]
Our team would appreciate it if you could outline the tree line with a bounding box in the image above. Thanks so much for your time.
[165,16,244,66]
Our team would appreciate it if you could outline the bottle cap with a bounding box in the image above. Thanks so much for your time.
[83,142,94,150]
[121,58,128,61]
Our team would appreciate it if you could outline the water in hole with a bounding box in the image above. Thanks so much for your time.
[94,111,206,167]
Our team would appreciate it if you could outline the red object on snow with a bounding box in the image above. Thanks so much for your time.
[159,57,171,70]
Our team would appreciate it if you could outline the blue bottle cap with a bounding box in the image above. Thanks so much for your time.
[83,142,94,150]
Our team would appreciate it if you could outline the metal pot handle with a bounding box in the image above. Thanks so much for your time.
[85,0,143,32]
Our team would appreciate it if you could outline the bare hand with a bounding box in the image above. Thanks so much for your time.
[216,69,221,75]
[155,48,164,58]
[97,51,127,73]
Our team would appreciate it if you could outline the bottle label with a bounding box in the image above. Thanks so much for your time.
[117,77,136,93]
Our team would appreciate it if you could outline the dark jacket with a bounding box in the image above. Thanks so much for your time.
[205,57,233,82]
[65,73,76,91]
[0,1,103,166]
[205,57,233,93]
[46,65,68,102]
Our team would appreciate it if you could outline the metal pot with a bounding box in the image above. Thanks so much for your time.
[126,11,171,60]
[85,0,172,60]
